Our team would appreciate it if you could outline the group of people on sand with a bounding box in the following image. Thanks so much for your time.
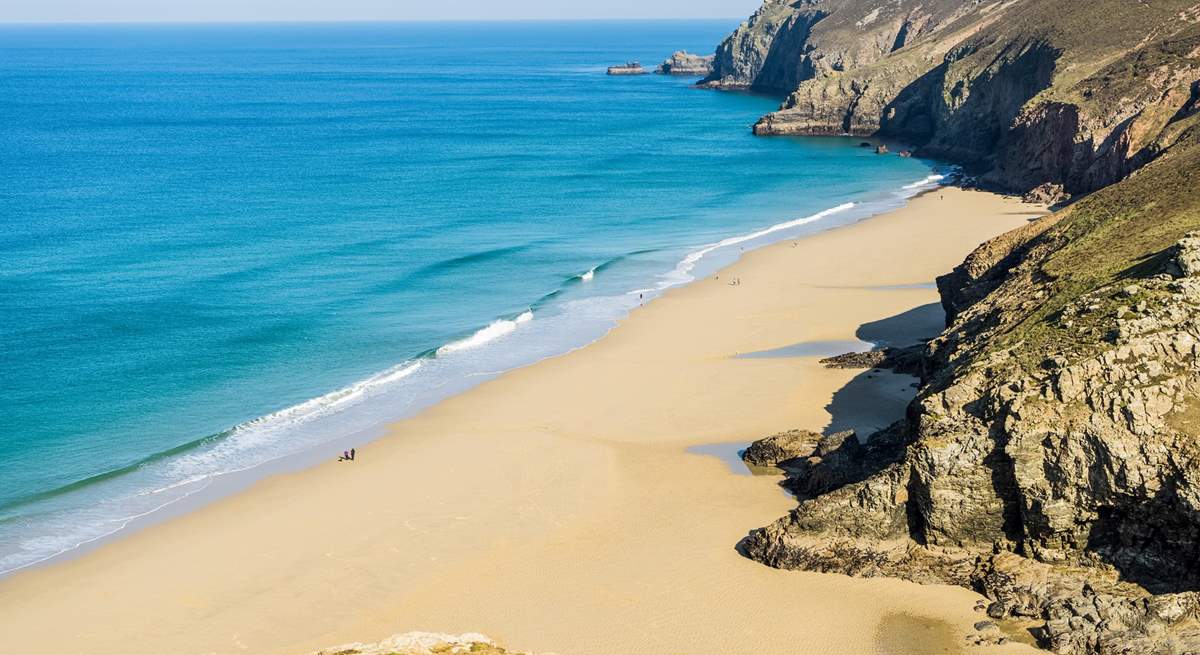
[338,448,356,462]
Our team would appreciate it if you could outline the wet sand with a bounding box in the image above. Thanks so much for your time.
[0,188,1047,655]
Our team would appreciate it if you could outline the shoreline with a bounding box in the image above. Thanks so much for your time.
[0,187,1048,655]
[0,175,948,580]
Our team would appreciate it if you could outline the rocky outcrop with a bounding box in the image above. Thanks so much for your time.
[706,0,1200,197]
[700,0,972,94]
[740,138,1200,654]
[606,62,647,76]
[656,51,714,76]
[820,344,926,376]
[742,428,824,467]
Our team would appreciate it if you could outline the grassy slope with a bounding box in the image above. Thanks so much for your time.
[991,130,1200,371]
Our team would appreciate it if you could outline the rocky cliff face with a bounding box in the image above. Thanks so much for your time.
[741,132,1200,653]
[704,0,1200,197]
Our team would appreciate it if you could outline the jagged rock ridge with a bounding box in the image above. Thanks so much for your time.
[702,0,1200,197]
[740,130,1200,654]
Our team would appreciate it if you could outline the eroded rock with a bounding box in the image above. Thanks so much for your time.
[656,51,715,76]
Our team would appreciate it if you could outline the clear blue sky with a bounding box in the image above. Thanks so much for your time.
[0,0,762,23]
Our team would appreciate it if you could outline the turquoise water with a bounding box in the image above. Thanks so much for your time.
[0,21,942,574]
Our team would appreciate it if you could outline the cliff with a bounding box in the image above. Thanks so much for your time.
[740,123,1200,653]
[702,0,1200,197]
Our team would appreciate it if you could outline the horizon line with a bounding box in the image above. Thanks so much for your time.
[0,16,747,26]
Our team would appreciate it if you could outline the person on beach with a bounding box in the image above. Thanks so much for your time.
[350,448,356,461]
[339,450,349,461]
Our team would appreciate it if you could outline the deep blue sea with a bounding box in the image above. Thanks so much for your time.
[0,20,944,574]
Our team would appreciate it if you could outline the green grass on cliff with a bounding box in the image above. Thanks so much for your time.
[986,0,1200,103]
[995,137,1200,368]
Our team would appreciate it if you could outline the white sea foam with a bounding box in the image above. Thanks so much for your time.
[902,174,945,190]
[663,202,857,286]
[437,311,533,355]
[164,360,424,476]
[0,174,950,579]
[241,361,421,433]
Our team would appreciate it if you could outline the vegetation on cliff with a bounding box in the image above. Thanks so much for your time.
[703,0,1200,197]
[739,88,1200,655]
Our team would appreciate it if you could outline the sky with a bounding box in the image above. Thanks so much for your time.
[0,0,763,23]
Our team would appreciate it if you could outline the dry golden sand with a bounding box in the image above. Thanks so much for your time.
[0,189,1048,655]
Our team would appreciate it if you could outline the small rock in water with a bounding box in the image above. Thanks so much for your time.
[606,61,647,76]
[655,51,715,76]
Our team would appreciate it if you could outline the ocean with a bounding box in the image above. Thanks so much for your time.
[0,20,944,575]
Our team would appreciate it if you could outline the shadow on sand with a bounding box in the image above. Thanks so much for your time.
[693,303,946,474]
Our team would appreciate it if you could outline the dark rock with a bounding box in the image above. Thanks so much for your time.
[820,344,926,377]
[733,141,1200,653]
[820,350,887,369]
[741,429,822,468]
[709,0,1200,196]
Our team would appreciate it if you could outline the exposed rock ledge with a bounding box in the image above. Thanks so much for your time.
[702,0,1200,198]
[739,138,1200,654]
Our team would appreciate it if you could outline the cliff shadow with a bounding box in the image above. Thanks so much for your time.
[855,302,944,349]
[822,368,917,436]
[1084,482,1200,594]
[823,302,941,435]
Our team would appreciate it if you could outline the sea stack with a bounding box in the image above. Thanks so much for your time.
[606,61,647,76]
[656,51,715,76]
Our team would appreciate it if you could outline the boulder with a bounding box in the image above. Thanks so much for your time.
[742,429,822,467]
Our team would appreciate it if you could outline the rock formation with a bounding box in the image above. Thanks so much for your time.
[656,51,715,76]
[700,0,1200,198]
[742,428,825,467]
[740,132,1200,653]
[606,61,647,76]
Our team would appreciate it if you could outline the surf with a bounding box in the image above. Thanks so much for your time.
[437,311,534,355]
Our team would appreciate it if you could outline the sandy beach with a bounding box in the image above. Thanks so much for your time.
[0,188,1048,655]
